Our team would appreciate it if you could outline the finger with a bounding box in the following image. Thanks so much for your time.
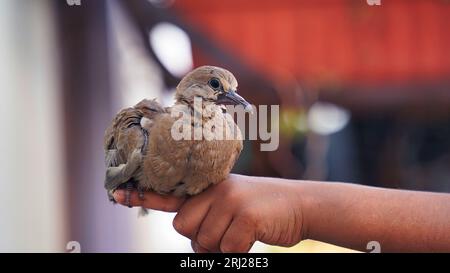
[191,241,210,253]
[172,192,213,240]
[220,216,256,253]
[114,190,185,212]
[196,203,233,252]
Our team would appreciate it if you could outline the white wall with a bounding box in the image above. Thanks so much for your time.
[0,0,66,252]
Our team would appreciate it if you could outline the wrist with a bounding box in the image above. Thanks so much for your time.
[290,180,320,241]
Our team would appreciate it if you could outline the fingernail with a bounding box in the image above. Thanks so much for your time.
[192,243,198,253]
[113,190,125,202]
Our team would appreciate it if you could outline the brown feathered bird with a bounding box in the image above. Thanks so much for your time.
[104,66,252,210]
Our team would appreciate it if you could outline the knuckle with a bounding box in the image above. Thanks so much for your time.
[196,232,216,249]
[238,210,258,227]
[222,186,241,204]
[220,239,245,253]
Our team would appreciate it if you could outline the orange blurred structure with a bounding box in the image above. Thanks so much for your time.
[174,0,450,111]
[174,0,450,88]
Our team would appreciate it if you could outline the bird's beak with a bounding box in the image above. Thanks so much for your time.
[216,90,253,113]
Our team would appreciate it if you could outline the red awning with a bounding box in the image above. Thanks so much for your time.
[174,0,450,86]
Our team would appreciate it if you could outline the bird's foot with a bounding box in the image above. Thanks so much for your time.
[137,188,148,216]
[125,181,134,208]
[138,188,145,201]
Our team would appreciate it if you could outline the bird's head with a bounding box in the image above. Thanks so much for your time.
[175,66,252,112]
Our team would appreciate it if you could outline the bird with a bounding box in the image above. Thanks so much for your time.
[103,66,252,210]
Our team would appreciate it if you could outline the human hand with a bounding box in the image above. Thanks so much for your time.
[114,174,305,253]
[171,174,305,253]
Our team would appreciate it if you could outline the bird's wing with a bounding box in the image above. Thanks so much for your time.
[103,99,166,193]
[104,99,166,163]
[104,106,140,167]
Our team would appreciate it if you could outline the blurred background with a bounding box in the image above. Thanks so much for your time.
[1,0,449,252]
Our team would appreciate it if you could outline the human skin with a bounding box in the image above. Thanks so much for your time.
[113,174,450,253]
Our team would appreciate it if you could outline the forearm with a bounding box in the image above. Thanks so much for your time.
[294,180,450,252]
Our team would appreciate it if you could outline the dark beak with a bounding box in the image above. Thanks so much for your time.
[216,90,253,113]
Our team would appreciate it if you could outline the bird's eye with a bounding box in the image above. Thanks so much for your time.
[208,78,221,90]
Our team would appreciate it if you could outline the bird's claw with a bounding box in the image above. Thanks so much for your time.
[138,189,145,201]
[125,181,133,208]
